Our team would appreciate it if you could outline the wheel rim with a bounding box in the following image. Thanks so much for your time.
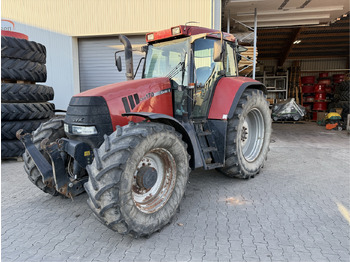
[241,108,265,162]
[132,148,176,214]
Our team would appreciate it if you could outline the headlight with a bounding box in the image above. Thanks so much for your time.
[64,123,69,133]
[71,125,97,135]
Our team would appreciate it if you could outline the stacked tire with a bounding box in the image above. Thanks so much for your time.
[1,35,55,158]
[332,79,349,122]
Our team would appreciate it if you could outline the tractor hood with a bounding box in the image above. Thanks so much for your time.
[75,77,173,128]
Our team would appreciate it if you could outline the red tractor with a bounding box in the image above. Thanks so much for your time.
[18,25,271,237]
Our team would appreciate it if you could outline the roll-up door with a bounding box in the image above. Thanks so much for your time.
[78,35,145,92]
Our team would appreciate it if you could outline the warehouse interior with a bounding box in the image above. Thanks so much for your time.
[223,0,349,124]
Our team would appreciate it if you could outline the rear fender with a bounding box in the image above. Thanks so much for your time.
[122,112,202,169]
[208,77,266,120]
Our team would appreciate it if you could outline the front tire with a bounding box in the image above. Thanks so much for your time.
[219,89,272,179]
[85,122,190,238]
[23,117,66,196]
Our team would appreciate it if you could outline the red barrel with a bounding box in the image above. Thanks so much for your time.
[301,76,315,84]
[319,72,328,78]
[302,85,315,93]
[313,102,327,111]
[333,74,345,79]
[333,74,345,84]
[312,112,318,120]
[314,84,326,93]
[315,92,326,101]
[318,79,331,85]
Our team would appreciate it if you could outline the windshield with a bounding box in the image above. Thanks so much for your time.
[143,38,190,86]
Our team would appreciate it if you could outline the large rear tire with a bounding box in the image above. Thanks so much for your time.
[85,122,190,238]
[219,89,272,179]
[23,117,66,196]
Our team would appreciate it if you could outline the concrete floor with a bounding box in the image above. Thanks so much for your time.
[1,122,350,262]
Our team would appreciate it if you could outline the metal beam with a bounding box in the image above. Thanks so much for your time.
[278,27,303,66]
[253,8,257,79]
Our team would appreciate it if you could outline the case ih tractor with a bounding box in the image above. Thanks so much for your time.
[18,25,271,237]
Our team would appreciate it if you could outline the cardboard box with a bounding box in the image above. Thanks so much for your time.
[317,112,328,121]
[335,108,343,115]
[267,98,274,105]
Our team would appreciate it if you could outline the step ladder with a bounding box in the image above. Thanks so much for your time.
[194,120,224,170]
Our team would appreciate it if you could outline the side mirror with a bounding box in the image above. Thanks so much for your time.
[213,40,223,62]
[115,56,122,72]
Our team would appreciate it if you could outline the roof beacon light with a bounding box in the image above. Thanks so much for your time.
[171,26,181,35]
[147,33,154,41]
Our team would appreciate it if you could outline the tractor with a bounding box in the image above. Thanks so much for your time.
[18,25,272,238]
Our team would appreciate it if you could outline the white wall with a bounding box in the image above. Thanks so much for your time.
[8,21,75,110]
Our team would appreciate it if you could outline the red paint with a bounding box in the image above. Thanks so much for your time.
[318,79,331,85]
[314,92,326,101]
[146,25,235,43]
[208,77,260,120]
[314,84,326,93]
[319,72,328,78]
[1,30,28,40]
[313,102,327,111]
[77,77,173,130]
[301,76,315,84]
[302,85,315,94]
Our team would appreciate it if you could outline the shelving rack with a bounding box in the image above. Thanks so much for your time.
[256,72,288,102]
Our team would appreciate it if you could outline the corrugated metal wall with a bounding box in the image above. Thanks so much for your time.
[79,36,145,92]
[260,58,348,77]
[2,0,214,36]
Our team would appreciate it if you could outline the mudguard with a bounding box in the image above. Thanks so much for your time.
[208,77,266,120]
[122,112,202,169]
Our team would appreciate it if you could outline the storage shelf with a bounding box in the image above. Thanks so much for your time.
[258,72,288,101]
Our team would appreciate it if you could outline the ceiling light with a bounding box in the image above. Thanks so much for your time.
[293,40,301,44]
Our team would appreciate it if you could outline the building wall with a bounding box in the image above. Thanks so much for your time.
[2,0,219,36]
[7,21,75,110]
[260,58,348,77]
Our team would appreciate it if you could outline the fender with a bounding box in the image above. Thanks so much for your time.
[122,112,203,169]
[208,77,266,120]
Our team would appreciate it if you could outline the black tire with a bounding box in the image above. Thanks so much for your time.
[1,83,54,102]
[1,102,55,121]
[1,119,49,140]
[85,122,190,238]
[1,36,46,63]
[1,58,47,82]
[1,139,24,158]
[219,89,272,179]
[23,117,66,196]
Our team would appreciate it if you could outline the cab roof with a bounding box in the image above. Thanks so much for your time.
[146,25,236,44]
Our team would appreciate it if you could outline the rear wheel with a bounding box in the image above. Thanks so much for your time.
[85,122,190,238]
[219,89,272,179]
[23,117,66,196]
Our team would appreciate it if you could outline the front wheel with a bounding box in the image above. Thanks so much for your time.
[219,89,272,179]
[84,122,190,238]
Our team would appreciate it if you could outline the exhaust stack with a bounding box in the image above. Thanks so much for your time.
[119,35,134,80]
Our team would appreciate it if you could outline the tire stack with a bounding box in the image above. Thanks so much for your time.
[301,76,315,119]
[1,35,55,158]
[332,75,349,123]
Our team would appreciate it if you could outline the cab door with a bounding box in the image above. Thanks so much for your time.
[191,38,224,119]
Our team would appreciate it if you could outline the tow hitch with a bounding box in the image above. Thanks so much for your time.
[17,129,91,198]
